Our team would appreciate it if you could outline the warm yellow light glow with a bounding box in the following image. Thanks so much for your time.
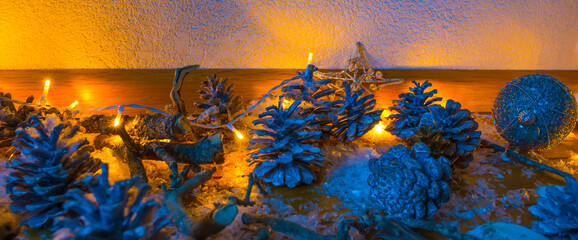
[227,124,244,139]
[113,113,121,127]
[234,129,244,139]
[282,99,293,109]
[373,122,385,134]
[69,100,79,109]
[40,79,51,106]
[307,52,313,65]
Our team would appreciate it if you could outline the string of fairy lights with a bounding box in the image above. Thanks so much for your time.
[0,53,492,140]
[0,60,309,140]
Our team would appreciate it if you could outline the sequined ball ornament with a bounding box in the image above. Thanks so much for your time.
[493,74,577,151]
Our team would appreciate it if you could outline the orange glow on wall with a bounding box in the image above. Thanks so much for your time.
[1,1,576,70]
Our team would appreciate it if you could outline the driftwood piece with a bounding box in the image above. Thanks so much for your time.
[397,218,479,240]
[95,133,224,166]
[242,210,474,240]
[110,121,148,183]
[480,139,574,179]
[240,213,426,240]
[228,173,256,207]
[170,65,200,115]
[162,167,238,240]
[242,213,340,240]
[79,114,126,133]
[132,113,192,140]
[143,133,224,164]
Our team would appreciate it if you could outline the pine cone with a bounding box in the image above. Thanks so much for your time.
[0,92,16,112]
[387,81,442,138]
[248,98,325,188]
[54,164,174,240]
[419,99,482,168]
[6,115,101,230]
[529,176,578,239]
[406,125,453,161]
[1,94,35,140]
[332,81,383,142]
[282,65,336,105]
[0,108,16,142]
[368,143,451,219]
[79,114,112,133]
[196,73,242,125]
[282,65,338,138]
[13,95,36,123]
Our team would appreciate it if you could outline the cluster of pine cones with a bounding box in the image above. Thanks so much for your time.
[368,80,482,219]
[6,115,174,238]
[248,65,383,188]
[387,80,481,168]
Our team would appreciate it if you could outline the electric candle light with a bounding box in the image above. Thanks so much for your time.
[39,79,50,106]
[373,122,385,134]
[307,52,313,65]
[113,111,122,127]
[227,124,244,139]
[282,99,292,108]
[69,100,79,109]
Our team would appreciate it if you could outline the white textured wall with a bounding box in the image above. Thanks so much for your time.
[1,0,577,69]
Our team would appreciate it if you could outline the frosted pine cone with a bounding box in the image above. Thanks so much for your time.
[419,99,481,168]
[406,125,453,161]
[282,65,338,138]
[332,81,383,141]
[529,176,578,239]
[368,143,451,219]
[6,115,101,230]
[196,73,242,125]
[387,81,442,138]
[54,164,174,240]
[248,98,324,188]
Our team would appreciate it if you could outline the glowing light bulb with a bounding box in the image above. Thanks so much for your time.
[40,79,50,106]
[373,122,385,134]
[227,124,244,139]
[307,52,313,65]
[113,112,122,127]
[282,99,292,108]
[69,100,79,109]
[234,129,244,139]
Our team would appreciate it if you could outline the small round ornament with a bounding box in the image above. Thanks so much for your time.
[492,74,577,151]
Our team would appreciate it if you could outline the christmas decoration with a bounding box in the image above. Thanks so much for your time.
[170,65,199,115]
[162,166,242,239]
[79,114,114,133]
[0,94,36,146]
[281,64,338,138]
[493,74,577,151]
[282,65,335,106]
[387,80,442,138]
[131,113,192,140]
[332,81,383,142]
[418,99,482,168]
[314,42,404,95]
[368,143,451,219]
[6,115,101,230]
[529,176,578,239]
[406,124,453,160]
[54,164,174,240]
[248,98,324,188]
[195,73,243,126]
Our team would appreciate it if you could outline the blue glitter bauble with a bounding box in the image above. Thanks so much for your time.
[493,74,577,151]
